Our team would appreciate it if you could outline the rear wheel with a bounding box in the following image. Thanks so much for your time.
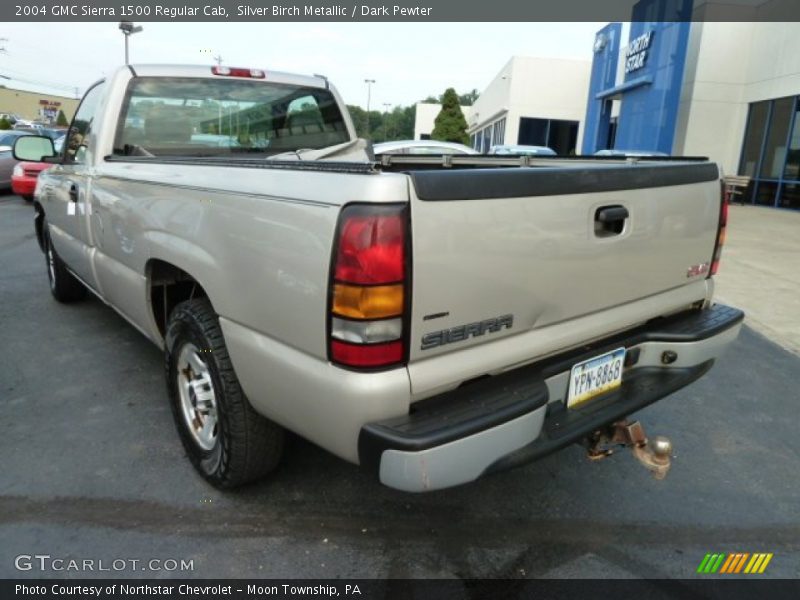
[165,299,284,488]
[43,220,86,302]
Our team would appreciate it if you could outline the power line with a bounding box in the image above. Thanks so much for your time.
[0,64,79,92]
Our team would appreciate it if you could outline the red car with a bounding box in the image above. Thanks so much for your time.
[11,161,49,202]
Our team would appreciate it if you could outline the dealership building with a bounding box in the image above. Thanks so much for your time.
[0,86,78,124]
[417,1,800,210]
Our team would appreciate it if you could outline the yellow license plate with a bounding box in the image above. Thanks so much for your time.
[567,347,626,409]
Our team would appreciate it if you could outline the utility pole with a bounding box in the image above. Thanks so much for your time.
[119,22,143,65]
[213,54,223,66]
[364,79,375,139]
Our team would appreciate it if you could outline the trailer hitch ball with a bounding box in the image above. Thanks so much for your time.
[652,436,672,460]
[585,420,673,479]
[631,433,673,480]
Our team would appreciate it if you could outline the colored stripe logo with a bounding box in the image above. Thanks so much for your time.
[697,552,773,574]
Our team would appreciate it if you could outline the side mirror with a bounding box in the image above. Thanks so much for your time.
[13,135,56,162]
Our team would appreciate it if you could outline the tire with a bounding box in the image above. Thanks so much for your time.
[43,220,87,302]
[23,195,33,203]
[165,298,284,488]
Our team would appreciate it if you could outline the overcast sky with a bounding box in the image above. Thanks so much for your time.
[1,22,603,108]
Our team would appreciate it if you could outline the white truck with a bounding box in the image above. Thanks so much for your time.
[14,64,743,492]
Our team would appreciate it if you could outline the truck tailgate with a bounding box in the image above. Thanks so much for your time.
[406,162,721,377]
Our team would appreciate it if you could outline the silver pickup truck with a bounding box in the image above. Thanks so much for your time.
[15,64,743,492]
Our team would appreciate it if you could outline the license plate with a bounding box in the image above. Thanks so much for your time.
[567,347,626,409]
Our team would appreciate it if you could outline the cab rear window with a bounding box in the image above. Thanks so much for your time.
[113,77,349,157]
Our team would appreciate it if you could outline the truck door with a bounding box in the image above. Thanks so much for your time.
[43,81,105,288]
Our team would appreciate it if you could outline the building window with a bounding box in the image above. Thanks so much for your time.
[738,96,800,208]
[783,101,800,181]
[759,97,794,179]
[779,183,800,210]
[518,117,579,154]
[492,118,506,147]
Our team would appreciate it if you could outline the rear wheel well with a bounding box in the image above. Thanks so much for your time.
[148,260,209,339]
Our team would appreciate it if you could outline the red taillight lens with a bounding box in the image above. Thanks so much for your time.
[334,214,404,284]
[329,204,408,369]
[331,340,403,368]
[709,184,728,277]
[211,66,266,79]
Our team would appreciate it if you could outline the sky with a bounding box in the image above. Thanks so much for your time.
[0,22,604,108]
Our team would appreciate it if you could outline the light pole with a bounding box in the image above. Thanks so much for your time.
[382,103,391,140]
[119,21,143,65]
[364,79,375,139]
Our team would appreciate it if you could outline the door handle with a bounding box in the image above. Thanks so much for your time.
[68,183,79,203]
[596,206,629,223]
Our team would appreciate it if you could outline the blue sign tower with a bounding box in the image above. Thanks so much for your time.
[582,0,693,155]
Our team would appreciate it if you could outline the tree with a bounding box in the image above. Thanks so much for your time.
[458,89,480,106]
[431,88,469,145]
[0,117,11,130]
[56,110,69,127]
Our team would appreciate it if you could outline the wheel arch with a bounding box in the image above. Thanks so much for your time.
[146,258,214,340]
[33,201,46,253]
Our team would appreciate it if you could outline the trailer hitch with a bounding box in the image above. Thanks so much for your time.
[584,420,672,480]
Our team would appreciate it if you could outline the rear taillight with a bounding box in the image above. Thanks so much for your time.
[329,204,409,369]
[211,66,266,79]
[709,181,729,276]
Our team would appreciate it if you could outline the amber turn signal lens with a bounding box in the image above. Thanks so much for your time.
[332,283,403,320]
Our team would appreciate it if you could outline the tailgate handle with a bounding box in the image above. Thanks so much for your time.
[595,205,628,236]
[596,206,629,223]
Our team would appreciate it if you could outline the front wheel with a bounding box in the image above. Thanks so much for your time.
[165,299,284,488]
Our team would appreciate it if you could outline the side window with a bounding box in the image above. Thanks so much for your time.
[65,82,105,164]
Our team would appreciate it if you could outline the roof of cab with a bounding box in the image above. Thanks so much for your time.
[125,64,329,89]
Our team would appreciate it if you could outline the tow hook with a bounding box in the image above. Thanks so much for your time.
[584,420,672,480]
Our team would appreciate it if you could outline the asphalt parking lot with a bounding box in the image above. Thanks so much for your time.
[1,192,799,581]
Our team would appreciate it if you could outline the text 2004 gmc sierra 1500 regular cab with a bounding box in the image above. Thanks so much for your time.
[14,64,744,492]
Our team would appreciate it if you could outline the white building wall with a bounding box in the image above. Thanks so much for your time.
[675,21,756,174]
[677,22,800,175]
[468,56,591,151]
[507,57,591,149]
[468,57,514,134]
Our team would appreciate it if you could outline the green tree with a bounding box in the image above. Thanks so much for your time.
[56,110,69,126]
[458,89,480,106]
[0,117,11,130]
[431,88,469,145]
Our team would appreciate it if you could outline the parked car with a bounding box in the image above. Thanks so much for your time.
[0,131,35,191]
[0,113,22,125]
[373,140,479,155]
[15,64,743,492]
[488,144,557,156]
[594,149,669,157]
[0,146,16,190]
[0,130,35,148]
[40,128,68,141]
[12,161,49,202]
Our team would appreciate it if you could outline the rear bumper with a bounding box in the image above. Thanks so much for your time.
[358,304,744,492]
[11,176,36,196]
